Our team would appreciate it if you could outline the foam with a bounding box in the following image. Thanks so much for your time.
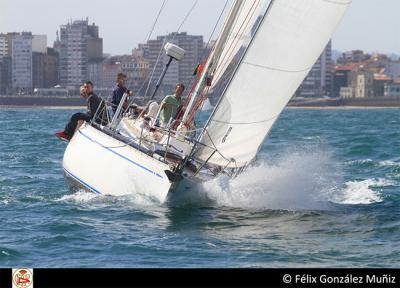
[330,179,390,205]
[196,150,339,211]
[56,189,160,208]
[56,190,98,203]
[346,158,400,168]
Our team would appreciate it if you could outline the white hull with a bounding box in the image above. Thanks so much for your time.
[63,124,179,203]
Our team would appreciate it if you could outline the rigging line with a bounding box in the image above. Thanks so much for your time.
[143,0,168,43]
[171,0,199,41]
[196,0,276,143]
[143,36,168,99]
[176,0,230,120]
[144,0,198,99]
[154,0,201,122]
[211,0,260,83]
[182,1,243,124]
[201,0,230,60]
[128,0,168,100]
[186,0,260,122]
[203,129,233,163]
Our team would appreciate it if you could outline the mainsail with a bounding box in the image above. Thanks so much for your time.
[195,0,351,168]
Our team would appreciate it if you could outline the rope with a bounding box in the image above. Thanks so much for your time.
[173,0,230,126]
[201,0,230,60]
[143,0,199,101]
[121,0,169,106]
[143,37,168,98]
[211,0,260,84]
[182,0,260,128]
[171,0,199,40]
[143,0,168,43]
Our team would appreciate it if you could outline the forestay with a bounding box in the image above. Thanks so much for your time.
[194,0,351,168]
[209,0,269,90]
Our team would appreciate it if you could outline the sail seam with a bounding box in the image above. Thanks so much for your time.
[242,61,311,73]
[321,0,352,5]
[211,114,278,125]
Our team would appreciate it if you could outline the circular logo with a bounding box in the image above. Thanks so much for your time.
[283,274,292,284]
[12,269,33,288]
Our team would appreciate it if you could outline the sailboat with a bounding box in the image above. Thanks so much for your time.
[62,0,351,203]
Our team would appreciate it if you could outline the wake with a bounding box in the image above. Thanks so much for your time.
[193,150,384,210]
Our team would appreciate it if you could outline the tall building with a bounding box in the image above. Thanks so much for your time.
[88,62,103,88]
[0,34,8,93]
[1,33,18,92]
[0,33,18,57]
[12,32,33,93]
[0,60,3,94]
[138,32,205,97]
[296,40,333,98]
[31,35,59,89]
[32,35,47,53]
[33,52,45,88]
[102,59,122,89]
[0,56,12,94]
[32,48,59,89]
[0,34,8,58]
[126,56,150,95]
[44,48,59,87]
[59,18,103,90]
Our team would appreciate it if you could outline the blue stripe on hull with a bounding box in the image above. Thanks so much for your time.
[64,168,102,195]
[78,129,164,179]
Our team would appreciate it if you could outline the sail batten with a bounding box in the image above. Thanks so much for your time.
[195,0,351,168]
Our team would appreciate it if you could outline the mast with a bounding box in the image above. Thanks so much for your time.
[181,0,244,124]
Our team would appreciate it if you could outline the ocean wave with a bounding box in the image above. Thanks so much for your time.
[56,190,99,203]
[346,159,400,168]
[379,160,400,167]
[329,179,391,205]
[345,159,374,165]
[56,189,160,208]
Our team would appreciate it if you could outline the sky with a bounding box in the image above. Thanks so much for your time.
[0,0,399,56]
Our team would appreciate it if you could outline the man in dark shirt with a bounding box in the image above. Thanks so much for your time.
[57,81,106,140]
[111,73,133,114]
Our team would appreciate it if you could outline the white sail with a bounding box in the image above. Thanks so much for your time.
[196,0,351,168]
[210,0,269,90]
[182,0,268,124]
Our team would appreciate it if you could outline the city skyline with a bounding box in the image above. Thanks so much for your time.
[1,0,399,55]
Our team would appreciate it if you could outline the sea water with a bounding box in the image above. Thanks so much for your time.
[0,108,399,267]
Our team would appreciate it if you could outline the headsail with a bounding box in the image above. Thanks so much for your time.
[195,0,351,168]
[181,0,267,125]
[209,0,269,92]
